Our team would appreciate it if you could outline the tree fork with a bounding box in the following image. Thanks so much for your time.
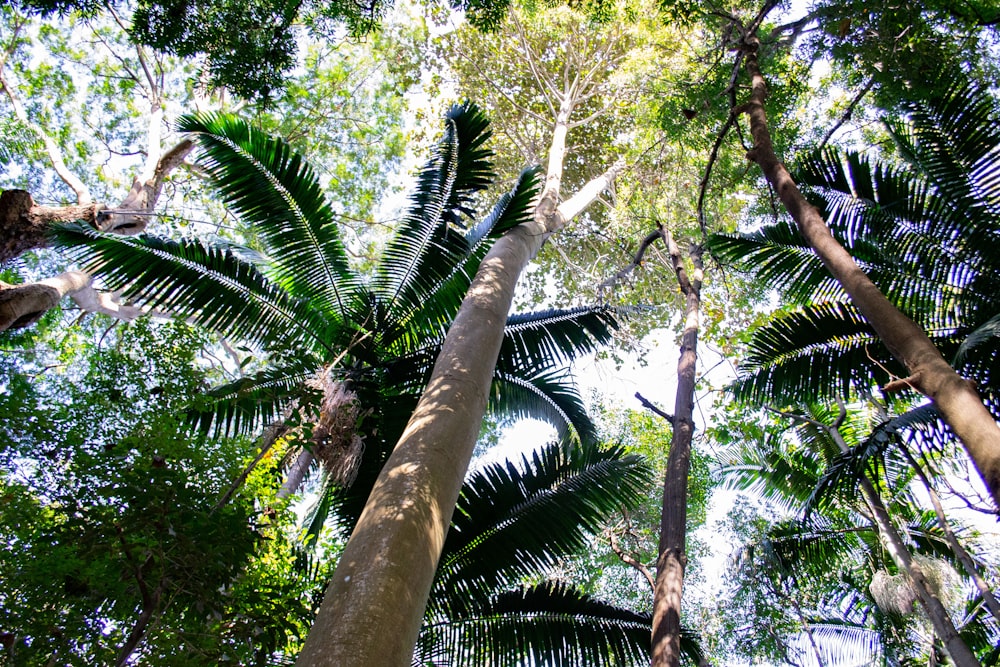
[739,34,1000,509]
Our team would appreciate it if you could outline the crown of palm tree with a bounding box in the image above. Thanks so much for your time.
[52,103,622,506]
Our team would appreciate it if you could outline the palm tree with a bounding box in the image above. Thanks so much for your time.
[711,78,1000,466]
[737,38,1000,509]
[718,403,999,664]
[50,104,633,663]
[52,103,618,503]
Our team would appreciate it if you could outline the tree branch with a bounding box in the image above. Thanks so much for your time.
[635,391,674,424]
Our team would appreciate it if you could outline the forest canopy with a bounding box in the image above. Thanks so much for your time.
[2,0,1000,665]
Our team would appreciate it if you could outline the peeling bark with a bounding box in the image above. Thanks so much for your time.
[739,35,1000,509]
[0,190,101,263]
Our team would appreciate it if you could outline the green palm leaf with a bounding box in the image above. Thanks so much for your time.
[51,223,331,352]
[489,368,596,443]
[433,440,650,615]
[373,102,494,321]
[499,306,621,371]
[178,113,361,322]
[732,301,899,404]
[187,355,322,436]
[416,582,658,667]
[380,166,543,357]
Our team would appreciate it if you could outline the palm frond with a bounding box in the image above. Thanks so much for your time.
[499,305,621,372]
[489,368,596,443]
[803,404,942,519]
[717,435,826,515]
[186,355,322,436]
[732,301,900,404]
[433,440,651,616]
[387,165,544,355]
[707,219,835,305]
[179,113,361,322]
[416,582,656,667]
[50,222,331,352]
[464,165,543,246]
[374,102,495,320]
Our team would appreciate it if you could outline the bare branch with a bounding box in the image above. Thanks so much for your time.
[0,69,93,204]
[635,391,674,424]
[818,79,875,151]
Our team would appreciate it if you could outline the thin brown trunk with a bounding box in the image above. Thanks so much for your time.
[114,587,161,667]
[902,445,1000,625]
[652,236,703,667]
[738,36,1000,509]
[772,406,979,666]
[294,162,621,667]
[858,474,978,666]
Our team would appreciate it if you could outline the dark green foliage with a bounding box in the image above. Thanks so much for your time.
[15,0,514,99]
[709,79,1000,408]
[414,439,676,666]
[0,319,316,664]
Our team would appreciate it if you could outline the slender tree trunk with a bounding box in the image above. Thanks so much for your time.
[738,35,1000,509]
[294,159,621,666]
[858,477,978,666]
[773,406,979,666]
[652,235,703,667]
[901,445,1000,625]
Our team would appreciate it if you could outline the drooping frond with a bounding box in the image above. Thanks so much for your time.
[178,113,361,322]
[373,102,494,320]
[433,440,651,617]
[731,301,900,404]
[717,434,827,515]
[416,582,656,667]
[499,306,621,372]
[888,79,1000,228]
[186,355,322,437]
[51,223,331,352]
[489,368,596,443]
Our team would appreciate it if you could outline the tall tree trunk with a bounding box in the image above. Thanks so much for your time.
[738,34,1000,509]
[652,234,703,667]
[294,159,622,666]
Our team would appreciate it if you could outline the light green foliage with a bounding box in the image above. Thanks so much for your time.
[0,7,195,204]
[0,318,317,664]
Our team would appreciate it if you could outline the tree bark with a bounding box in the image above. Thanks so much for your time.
[0,271,146,331]
[739,35,1000,509]
[651,234,703,667]
[0,190,101,263]
[294,160,622,667]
